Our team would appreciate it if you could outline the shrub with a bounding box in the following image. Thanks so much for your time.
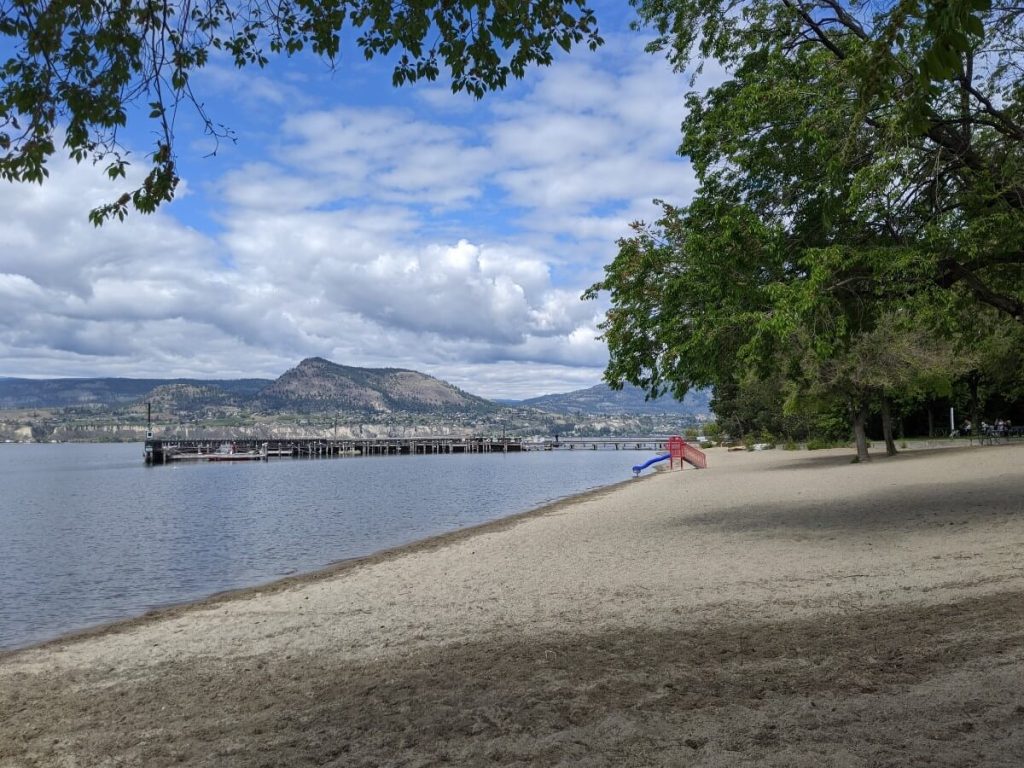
[806,437,842,450]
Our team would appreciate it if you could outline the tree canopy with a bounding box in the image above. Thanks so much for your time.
[0,0,603,222]
[632,0,1024,322]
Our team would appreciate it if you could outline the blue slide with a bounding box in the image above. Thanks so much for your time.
[632,452,670,476]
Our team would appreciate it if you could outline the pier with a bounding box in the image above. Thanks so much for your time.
[543,437,674,451]
[144,437,525,464]
[143,436,678,464]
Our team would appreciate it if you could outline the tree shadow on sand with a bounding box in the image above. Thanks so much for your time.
[674,467,1021,537]
[752,444,989,472]
[3,592,1022,768]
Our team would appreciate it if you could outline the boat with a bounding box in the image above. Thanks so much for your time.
[206,442,266,462]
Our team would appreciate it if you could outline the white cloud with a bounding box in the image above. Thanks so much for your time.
[0,158,611,391]
[277,109,492,207]
[0,20,701,398]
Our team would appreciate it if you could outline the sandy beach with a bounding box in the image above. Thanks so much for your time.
[2,443,1023,766]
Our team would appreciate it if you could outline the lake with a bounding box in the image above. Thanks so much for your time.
[0,442,646,650]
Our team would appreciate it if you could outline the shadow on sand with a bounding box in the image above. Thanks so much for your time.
[3,591,1021,768]
[752,444,987,472]
[676,457,1021,537]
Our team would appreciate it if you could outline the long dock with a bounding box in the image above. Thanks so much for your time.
[144,437,524,464]
[143,436,677,464]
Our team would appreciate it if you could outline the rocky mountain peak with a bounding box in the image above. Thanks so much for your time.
[256,358,494,415]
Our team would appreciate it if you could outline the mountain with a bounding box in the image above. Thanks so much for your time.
[516,383,712,418]
[0,359,495,416]
[142,383,244,413]
[0,362,709,421]
[254,358,497,415]
[0,377,269,409]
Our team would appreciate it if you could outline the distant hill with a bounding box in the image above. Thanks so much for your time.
[0,363,709,421]
[142,383,245,413]
[255,357,496,415]
[0,358,495,417]
[516,383,712,418]
[0,377,269,409]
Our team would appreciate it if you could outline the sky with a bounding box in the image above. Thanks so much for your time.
[0,2,703,399]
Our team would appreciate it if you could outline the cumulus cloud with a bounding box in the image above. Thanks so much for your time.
[0,158,611,390]
[487,37,691,213]
[277,108,492,207]
[0,23,696,398]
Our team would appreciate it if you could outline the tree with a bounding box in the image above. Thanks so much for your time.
[948,306,1024,432]
[791,308,964,458]
[581,196,790,402]
[0,0,603,222]
[587,201,965,459]
[710,370,816,444]
[586,6,992,459]
[633,0,1024,324]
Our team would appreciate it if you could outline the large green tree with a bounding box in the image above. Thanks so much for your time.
[587,1,1014,457]
[1,0,602,222]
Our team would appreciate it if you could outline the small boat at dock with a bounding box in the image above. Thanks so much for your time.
[205,442,265,462]
[164,442,268,462]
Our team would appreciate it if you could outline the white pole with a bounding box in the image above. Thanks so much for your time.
[950,407,955,435]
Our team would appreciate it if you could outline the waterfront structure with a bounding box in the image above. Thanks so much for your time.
[142,436,678,464]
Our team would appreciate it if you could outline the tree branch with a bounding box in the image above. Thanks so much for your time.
[957,74,1024,141]
[781,0,848,59]
[938,259,1024,323]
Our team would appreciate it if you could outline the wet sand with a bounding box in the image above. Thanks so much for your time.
[2,443,1023,766]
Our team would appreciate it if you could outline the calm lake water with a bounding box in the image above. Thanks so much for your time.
[0,442,642,650]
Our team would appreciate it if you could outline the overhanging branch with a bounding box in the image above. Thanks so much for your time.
[938,259,1024,322]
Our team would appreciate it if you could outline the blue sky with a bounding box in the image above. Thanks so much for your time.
[0,2,703,399]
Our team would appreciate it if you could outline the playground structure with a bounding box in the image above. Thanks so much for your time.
[632,436,707,476]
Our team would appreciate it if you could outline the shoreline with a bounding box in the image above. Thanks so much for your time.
[0,440,1013,659]
[4,442,1023,766]
[0,470,645,660]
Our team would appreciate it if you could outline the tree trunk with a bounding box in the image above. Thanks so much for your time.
[881,396,898,456]
[969,374,981,438]
[852,401,870,462]
[927,407,934,438]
